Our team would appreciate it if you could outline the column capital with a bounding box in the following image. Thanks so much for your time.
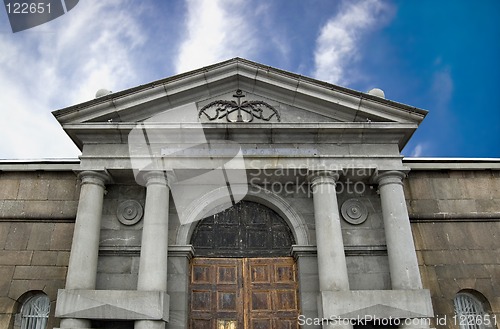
[77,170,111,188]
[140,171,170,187]
[308,170,339,188]
[374,170,407,187]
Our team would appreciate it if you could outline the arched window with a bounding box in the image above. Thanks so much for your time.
[19,293,50,329]
[191,200,295,257]
[454,291,493,329]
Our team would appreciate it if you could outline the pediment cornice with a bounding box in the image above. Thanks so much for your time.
[53,58,427,126]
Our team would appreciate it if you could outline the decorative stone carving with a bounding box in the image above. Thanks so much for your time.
[341,198,368,225]
[199,89,280,122]
[117,200,143,225]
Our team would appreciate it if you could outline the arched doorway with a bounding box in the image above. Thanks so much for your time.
[189,201,300,329]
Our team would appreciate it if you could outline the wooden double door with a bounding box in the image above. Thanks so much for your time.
[190,257,299,329]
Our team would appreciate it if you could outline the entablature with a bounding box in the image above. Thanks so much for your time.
[62,121,418,151]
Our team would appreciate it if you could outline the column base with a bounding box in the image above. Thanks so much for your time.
[135,319,166,329]
[57,317,91,329]
[55,289,169,322]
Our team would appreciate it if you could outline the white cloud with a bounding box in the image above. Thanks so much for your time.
[313,0,391,85]
[410,143,425,157]
[0,1,148,158]
[431,66,453,108]
[174,0,258,73]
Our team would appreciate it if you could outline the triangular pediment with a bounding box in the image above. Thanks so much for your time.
[53,58,427,125]
[52,58,427,151]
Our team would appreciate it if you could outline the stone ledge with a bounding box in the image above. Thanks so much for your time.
[55,289,169,321]
[409,212,500,221]
[319,289,434,319]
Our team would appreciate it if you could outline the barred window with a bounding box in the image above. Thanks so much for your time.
[454,292,491,329]
[20,294,50,329]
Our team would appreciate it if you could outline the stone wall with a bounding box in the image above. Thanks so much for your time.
[405,169,500,329]
[405,169,500,219]
[0,171,78,328]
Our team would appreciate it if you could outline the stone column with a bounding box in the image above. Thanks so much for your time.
[135,171,170,329]
[60,171,109,329]
[376,171,422,290]
[310,172,351,329]
[377,171,428,329]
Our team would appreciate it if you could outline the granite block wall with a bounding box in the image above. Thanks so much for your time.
[406,169,500,329]
[0,171,78,329]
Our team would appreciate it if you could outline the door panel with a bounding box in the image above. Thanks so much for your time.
[190,257,299,329]
[245,258,299,329]
[190,258,243,329]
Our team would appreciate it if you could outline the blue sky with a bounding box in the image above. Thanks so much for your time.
[0,0,499,159]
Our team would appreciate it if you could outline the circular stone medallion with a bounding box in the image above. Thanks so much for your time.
[117,200,143,226]
[341,198,368,225]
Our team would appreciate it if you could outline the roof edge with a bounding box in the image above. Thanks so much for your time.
[0,159,80,171]
[404,157,500,170]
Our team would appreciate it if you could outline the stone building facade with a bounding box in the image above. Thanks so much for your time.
[0,58,498,329]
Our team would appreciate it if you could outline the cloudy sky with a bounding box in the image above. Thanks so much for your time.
[0,0,499,159]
